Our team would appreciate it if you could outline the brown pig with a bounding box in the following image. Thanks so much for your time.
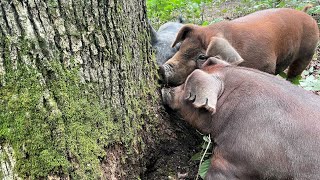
[159,7,319,86]
[161,57,320,179]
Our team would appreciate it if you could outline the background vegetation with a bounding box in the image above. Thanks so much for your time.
[147,0,320,178]
[147,0,320,26]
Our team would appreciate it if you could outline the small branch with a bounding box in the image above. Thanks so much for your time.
[196,134,211,180]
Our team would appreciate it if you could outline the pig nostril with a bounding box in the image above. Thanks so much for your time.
[158,77,164,85]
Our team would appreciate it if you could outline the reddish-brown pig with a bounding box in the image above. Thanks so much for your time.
[161,57,320,179]
[159,7,319,86]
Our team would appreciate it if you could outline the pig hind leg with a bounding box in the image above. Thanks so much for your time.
[205,156,240,180]
[287,54,314,80]
[287,37,318,80]
[256,54,277,74]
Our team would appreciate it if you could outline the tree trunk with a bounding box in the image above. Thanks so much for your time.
[0,0,200,179]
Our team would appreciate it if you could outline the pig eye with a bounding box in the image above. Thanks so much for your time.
[198,54,208,60]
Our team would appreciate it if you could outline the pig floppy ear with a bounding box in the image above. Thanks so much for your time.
[206,37,244,65]
[147,20,158,44]
[171,25,194,48]
[184,69,224,114]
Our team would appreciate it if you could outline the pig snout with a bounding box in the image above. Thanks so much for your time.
[161,87,182,111]
[158,63,173,85]
[161,85,185,111]
[159,63,188,86]
[161,88,172,105]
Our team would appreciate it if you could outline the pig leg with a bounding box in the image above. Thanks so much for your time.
[260,53,278,74]
[287,55,313,80]
[205,155,239,180]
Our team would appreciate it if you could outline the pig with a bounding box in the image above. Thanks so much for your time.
[161,57,320,179]
[159,7,319,86]
[148,20,184,65]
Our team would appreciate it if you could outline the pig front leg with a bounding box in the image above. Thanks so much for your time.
[205,152,255,180]
[205,155,238,180]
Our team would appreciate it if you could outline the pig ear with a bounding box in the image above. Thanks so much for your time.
[206,37,244,65]
[148,20,158,44]
[201,57,231,69]
[184,69,224,114]
[171,25,194,48]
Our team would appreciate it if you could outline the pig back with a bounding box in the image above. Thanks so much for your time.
[222,8,319,73]
[212,66,320,178]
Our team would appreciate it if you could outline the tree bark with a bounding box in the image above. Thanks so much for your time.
[0,0,200,179]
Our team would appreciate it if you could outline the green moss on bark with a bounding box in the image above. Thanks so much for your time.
[0,56,117,178]
[0,30,158,179]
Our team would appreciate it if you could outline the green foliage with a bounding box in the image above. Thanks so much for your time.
[279,71,302,85]
[232,0,320,17]
[191,135,212,180]
[202,17,224,26]
[241,0,318,9]
[147,0,212,26]
[278,71,287,79]
[309,5,320,14]
[300,68,320,91]
[198,159,211,179]
[300,75,320,91]
[147,0,320,27]
[290,75,302,85]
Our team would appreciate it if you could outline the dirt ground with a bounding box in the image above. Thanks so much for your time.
[142,107,202,180]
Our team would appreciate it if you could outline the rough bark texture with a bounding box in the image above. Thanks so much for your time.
[0,0,201,179]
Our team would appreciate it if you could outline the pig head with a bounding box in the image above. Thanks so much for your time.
[162,57,320,179]
[148,21,184,65]
[160,7,319,86]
